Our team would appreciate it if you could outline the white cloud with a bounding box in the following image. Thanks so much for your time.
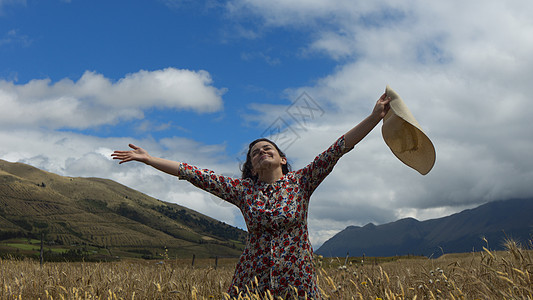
[0,0,26,12]
[226,0,363,27]
[0,68,225,129]
[0,29,32,47]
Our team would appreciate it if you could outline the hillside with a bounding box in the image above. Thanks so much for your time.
[316,198,533,258]
[0,159,247,260]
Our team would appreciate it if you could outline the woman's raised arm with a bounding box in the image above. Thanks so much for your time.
[343,93,391,149]
[111,144,180,176]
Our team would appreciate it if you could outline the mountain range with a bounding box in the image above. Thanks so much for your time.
[316,198,533,258]
[0,159,246,260]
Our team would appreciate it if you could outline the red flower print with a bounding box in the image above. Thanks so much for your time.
[280,277,287,286]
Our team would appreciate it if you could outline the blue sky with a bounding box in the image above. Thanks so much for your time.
[2,0,533,249]
[1,0,336,149]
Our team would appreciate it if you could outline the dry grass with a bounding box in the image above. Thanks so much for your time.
[316,239,533,300]
[1,240,531,299]
[0,258,236,299]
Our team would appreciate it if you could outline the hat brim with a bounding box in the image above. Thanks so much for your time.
[382,85,436,175]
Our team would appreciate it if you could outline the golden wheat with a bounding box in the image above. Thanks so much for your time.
[1,241,531,299]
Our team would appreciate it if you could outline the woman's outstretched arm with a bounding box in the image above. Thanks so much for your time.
[111,144,180,176]
[343,93,391,149]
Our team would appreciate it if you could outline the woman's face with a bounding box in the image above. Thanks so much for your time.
[250,141,286,175]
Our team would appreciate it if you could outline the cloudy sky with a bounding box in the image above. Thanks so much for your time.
[1,0,532,248]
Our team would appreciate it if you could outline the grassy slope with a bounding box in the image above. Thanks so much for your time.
[0,159,246,259]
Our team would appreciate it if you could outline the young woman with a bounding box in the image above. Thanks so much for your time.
[112,93,390,299]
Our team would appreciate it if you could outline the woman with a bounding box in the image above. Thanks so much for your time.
[112,93,390,299]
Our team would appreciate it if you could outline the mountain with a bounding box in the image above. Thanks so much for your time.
[316,198,533,258]
[0,159,246,260]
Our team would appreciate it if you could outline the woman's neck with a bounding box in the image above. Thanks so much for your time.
[257,169,284,184]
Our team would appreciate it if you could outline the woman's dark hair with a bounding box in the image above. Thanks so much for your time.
[241,138,292,181]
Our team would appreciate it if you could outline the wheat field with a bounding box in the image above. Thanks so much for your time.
[1,240,531,299]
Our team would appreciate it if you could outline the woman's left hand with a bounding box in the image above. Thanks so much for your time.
[371,93,391,120]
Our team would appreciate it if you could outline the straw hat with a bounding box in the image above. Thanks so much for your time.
[381,85,436,175]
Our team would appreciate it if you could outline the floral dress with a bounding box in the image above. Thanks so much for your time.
[177,136,352,299]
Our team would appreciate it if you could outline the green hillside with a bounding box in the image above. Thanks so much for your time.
[0,159,246,260]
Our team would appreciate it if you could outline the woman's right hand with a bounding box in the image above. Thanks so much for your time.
[111,144,150,164]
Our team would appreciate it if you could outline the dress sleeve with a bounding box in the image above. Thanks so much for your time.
[296,135,353,195]
[177,163,245,207]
